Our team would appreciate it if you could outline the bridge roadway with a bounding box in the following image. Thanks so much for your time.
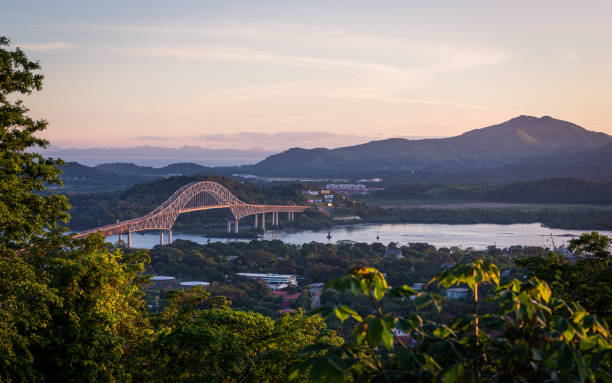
[73,181,309,246]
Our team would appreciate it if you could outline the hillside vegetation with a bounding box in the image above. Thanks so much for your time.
[367,178,612,205]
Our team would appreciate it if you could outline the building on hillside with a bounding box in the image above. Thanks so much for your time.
[271,290,301,308]
[357,178,383,183]
[150,275,177,290]
[179,281,210,289]
[325,183,367,194]
[384,248,404,259]
[446,287,470,300]
[236,273,298,290]
[412,283,425,291]
[308,282,325,309]
[301,190,319,196]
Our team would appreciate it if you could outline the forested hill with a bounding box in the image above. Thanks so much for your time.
[93,162,229,177]
[67,175,308,230]
[242,115,612,179]
[370,177,612,205]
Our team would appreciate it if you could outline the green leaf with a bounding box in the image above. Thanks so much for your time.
[334,305,362,323]
[368,317,394,350]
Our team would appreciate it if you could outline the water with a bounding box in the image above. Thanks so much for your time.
[106,223,612,250]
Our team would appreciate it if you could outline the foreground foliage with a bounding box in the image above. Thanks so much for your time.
[292,261,612,382]
[0,37,69,254]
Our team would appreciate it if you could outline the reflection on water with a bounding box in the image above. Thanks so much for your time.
[106,223,612,250]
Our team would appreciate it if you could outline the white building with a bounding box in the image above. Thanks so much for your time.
[412,283,425,291]
[237,273,298,290]
[325,183,367,193]
[446,287,470,300]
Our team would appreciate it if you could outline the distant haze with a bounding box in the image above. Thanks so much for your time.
[39,145,275,167]
[3,1,612,148]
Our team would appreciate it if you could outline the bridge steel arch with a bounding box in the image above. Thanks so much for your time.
[74,181,309,238]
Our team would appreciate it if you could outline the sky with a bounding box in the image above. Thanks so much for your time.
[2,1,611,151]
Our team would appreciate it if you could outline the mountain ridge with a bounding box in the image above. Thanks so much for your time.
[244,115,612,178]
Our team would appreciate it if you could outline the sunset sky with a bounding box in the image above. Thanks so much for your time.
[3,1,611,151]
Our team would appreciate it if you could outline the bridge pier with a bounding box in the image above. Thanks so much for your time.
[234,219,239,233]
[227,221,231,233]
[160,231,164,246]
[262,213,266,231]
[254,214,258,228]
[128,231,132,248]
[118,233,123,243]
[168,230,172,244]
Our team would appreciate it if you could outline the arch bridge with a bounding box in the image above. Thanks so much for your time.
[74,181,309,246]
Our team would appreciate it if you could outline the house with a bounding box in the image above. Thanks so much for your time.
[271,290,302,307]
[412,283,425,291]
[446,288,470,300]
[237,273,298,290]
[308,283,325,308]
[384,248,404,259]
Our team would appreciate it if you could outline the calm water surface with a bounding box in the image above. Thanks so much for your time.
[106,223,612,250]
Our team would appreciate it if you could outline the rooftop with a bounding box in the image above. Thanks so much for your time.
[237,273,296,278]
[179,281,210,286]
[150,276,176,281]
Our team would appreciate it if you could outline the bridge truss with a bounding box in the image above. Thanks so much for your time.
[74,181,308,239]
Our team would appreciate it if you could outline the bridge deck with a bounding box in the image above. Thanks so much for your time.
[74,203,309,238]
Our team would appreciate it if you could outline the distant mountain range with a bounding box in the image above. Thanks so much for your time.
[40,145,273,167]
[240,115,612,181]
[55,116,612,185]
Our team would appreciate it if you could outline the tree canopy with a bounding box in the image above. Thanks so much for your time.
[0,36,69,254]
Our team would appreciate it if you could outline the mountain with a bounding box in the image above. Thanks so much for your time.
[244,116,612,178]
[93,162,220,177]
[57,162,229,191]
[471,142,612,182]
[56,162,152,190]
[38,145,273,167]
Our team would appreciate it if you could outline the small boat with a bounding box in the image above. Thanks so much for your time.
[327,231,332,240]
[376,231,380,240]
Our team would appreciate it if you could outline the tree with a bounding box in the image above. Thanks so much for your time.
[517,232,612,326]
[147,287,342,382]
[0,235,152,382]
[291,263,612,382]
[0,36,69,255]
[568,231,611,259]
[0,255,60,381]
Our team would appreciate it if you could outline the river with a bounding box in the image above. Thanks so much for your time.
[105,222,612,250]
